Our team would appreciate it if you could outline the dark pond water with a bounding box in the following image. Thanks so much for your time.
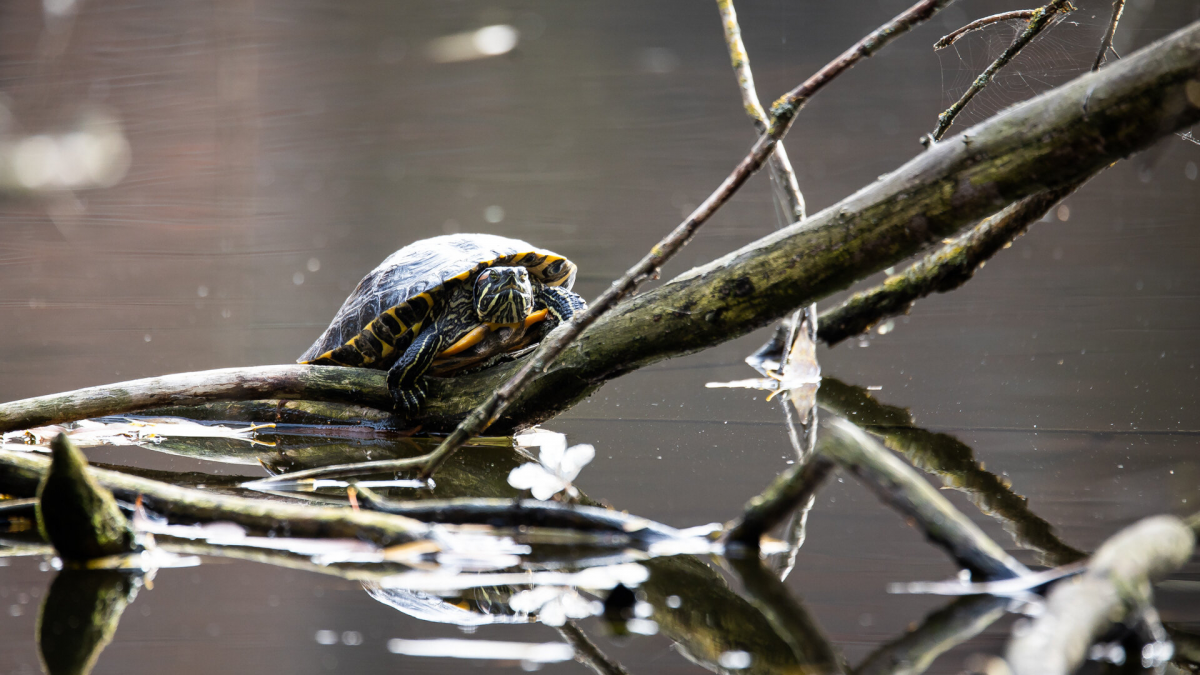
[2,0,1200,673]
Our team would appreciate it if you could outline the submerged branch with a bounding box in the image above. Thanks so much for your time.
[854,594,1008,675]
[927,0,1075,143]
[1093,0,1126,71]
[935,10,1038,50]
[2,22,1199,438]
[817,414,1029,580]
[1005,515,1195,674]
[818,378,1085,566]
[817,182,1081,346]
[1,449,430,547]
[727,555,848,673]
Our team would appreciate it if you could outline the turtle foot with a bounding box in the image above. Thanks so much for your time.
[390,381,427,418]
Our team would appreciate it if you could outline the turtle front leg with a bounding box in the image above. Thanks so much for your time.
[386,328,444,416]
[535,286,586,329]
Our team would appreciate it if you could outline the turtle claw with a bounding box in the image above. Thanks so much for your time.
[391,380,428,417]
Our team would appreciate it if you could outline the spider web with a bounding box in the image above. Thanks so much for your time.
[935,11,1112,129]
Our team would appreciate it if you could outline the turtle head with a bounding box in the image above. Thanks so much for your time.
[474,266,533,324]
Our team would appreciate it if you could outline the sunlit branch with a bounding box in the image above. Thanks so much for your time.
[935,10,1037,50]
[1093,0,1126,70]
[413,0,958,480]
[926,0,1075,144]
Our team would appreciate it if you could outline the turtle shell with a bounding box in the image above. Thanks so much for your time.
[298,233,576,368]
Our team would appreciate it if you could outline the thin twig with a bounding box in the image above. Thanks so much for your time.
[1092,0,1126,70]
[716,0,805,221]
[415,0,957,479]
[817,181,1083,346]
[927,0,1075,144]
[935,10,1038,50]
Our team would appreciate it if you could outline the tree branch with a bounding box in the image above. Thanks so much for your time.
[817,181,1082,346]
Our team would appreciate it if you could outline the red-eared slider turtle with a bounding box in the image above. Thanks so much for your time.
[299,234,586,414]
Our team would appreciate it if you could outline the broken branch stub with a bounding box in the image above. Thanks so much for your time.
[36,433,136,562]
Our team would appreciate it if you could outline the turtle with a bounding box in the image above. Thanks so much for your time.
[298,233,586,415]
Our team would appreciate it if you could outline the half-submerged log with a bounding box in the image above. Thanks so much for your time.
[1005,515,1196,675]
[36,434,136,562]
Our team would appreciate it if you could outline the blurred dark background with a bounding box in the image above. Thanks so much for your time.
[2,1,1199,673]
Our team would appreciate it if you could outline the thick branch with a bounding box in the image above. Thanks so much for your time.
[817,182,1080,345]
[416,0,955,478]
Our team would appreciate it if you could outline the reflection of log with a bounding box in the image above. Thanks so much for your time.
[37,569,139,675]
[3,22,1200,434]
[1005,515,1196,675]
[818,378,1085,566]
[727,555,848,673]
[724,455,834,549]
[817,415,1028,581]
[36,434,135,562]
[853,594,1007,675]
